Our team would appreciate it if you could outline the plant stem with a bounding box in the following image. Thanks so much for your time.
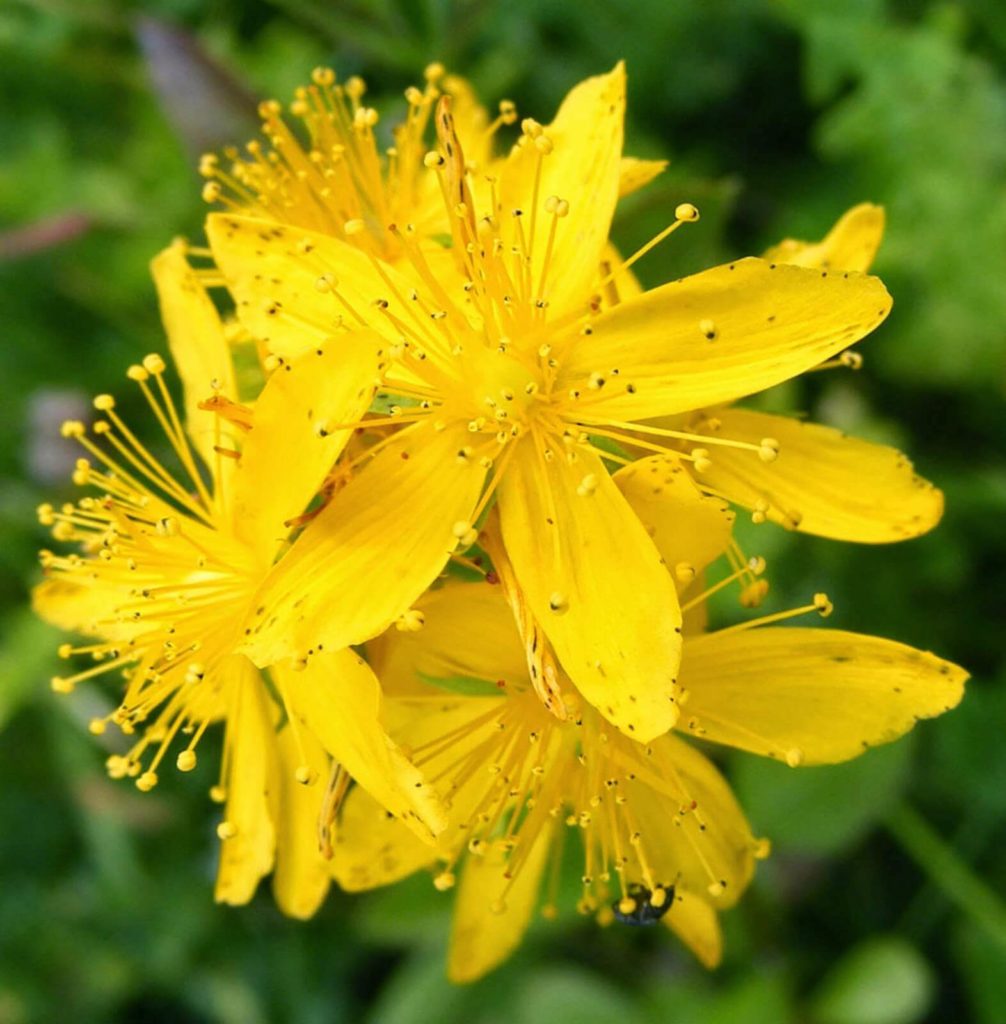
[886,803,1006,953]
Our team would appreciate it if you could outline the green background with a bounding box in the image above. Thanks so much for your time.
[2,0,1005,1021]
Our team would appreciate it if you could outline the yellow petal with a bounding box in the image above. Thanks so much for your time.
[447,828,553,984]
[615,454,735,580]
[369,581,527,697]
[32,577,125,637]
[499,64,626,318]
[663,888,723,968]
[691,407,943,542]
[621,733,755,908]
[206,214,419,360]
[555,258,892,421]
[271,722,331,919]
[233,331,380,558]
[274,649,448,844]
[764,203,885,273]
[214,658,278,905]
[240,420,485,664]
[151,241,237,467]
[329,785,435,892]
[498,439,682,741]
[618,156,668,198]
[680,627,967,765]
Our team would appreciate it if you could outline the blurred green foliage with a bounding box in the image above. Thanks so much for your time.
[1,0,1004,1021]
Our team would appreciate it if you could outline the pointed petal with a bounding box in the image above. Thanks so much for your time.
[330,785,435,892]
[206,214,422,359]
[625,733,755,908]
[499,64,625,317]
[214,659,278,905]
[691,408,943,542]
[274,649,448,844]
[369,581,527,697]
[498,439,681,741]
[151,241,237,465]
[682,628,967,765]
[271,722,331,919]
[615,454,735,579]
[555,258,892,421]
[618,156,668,198]
[664,889,722,968]
[447,828,553,983]
[241,420,485,663]
[764,203,885,273]
[233,331,380,557]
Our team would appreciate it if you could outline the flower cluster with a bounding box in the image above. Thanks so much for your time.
[35,62,965,980]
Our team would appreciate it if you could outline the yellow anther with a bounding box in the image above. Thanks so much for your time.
[311,66,336,87]
[675,202,700,222]
[534,134,554,155]
[748,556,767,575]
[176,750,197,772]
[202,181,222,203]
[295,765,318,786]
[57,643,73,659]
[741,579,770,608]
[785,748,804,767]
[209,785,227,803]
[588,372,606,390]
[499,99,517,124]
[814,593,834,617]
[691,448,712,473]
[345,75,366,99]
[576,473,598,497]
[136,771,158,792]
[521,118,542,138]
[396,609,426,632]
[126,365,149,382]
[184,662,205,685]
[404,85,424,105]
[423,151,445,169]
[216,821,237,840]
[707,881,725,897]
[841,350,864,370]
[675,562,696,584]
[758,438,780,463]
[699,318,718,341]
[61,420,85,439]
[93,394,115,411]
[50,676,74,694]
[618,896,638,915]
[548,592,569,614]
[156,516,179,538]
[344,219,365,236]
[88,718,106,736]
[424,62,445,82]
[315,273,337,293]
[142,354,166,375]
[650,887,668,909]
[752,837,773,860]
[433,870,456,891]
[198,153,218,176]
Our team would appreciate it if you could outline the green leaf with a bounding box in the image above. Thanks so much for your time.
[732,736,914,855]
[0,609,59,731]
[810,936,935,1024]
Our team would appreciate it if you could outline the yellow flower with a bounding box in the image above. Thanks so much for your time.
[675,202,944,542]
[207,64,897,745]
[327,516,966,983]
[199,63,665,267]
[33,242,446,912]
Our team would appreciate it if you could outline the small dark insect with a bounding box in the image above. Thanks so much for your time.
[611,882,675,926]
